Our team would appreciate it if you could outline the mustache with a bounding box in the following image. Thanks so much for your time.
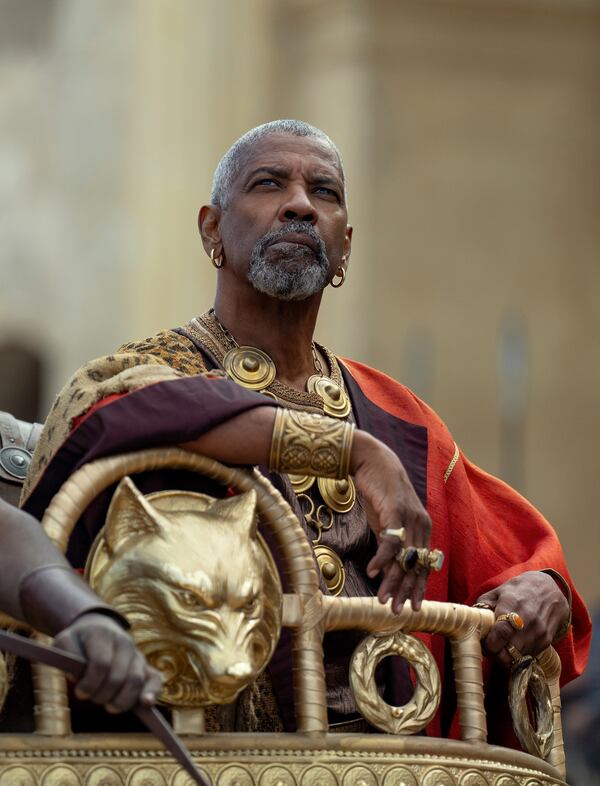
[255,222,326,257]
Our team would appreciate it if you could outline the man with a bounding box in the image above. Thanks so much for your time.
[21,120,590,742]
[0,497,162,714]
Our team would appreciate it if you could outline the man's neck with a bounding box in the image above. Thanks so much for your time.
[212,289,323,391]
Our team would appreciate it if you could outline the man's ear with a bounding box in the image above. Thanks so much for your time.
[198,204,223,258]
[342,225,353,269]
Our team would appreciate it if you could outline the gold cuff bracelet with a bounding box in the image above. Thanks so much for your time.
[269,408,355,480]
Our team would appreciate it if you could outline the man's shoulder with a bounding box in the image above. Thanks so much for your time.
[116,326,192,357]
[339,357,452,441]
[115,327,207,376]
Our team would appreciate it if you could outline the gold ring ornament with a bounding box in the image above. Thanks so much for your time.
[288,473,315,494]
[313,544,345,595]
[223,346,276,390]
[396,546,419,572]
[496,611,525,631]
[416,548,445,572]
[508,655,554,759]
[315,504,334,532]
[306,375,351,419]
[210,248,223,268]
[382,527,406,543]
[506,643,525,663]
[330,265,346,288]
[317,476,356,513]
[429,549,445,571]
[269,409,354,479]
[296,494,345,593]
[350,631,441,734]
[297,492,316,525]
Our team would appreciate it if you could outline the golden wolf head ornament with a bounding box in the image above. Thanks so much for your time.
[86,478,282,707]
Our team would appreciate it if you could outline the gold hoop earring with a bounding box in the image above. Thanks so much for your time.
[331,266,346,288]
[210,248,224,269]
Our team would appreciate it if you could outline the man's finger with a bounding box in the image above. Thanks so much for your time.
[367,536,402,578]
[484,619,518,654]
[410,566,429,611]
[393,568,417,614]
[411,512,432,549]
[105,655,149,713]
[88,638,136,707]
[70,631,115,700]
[378,561,403,603]
[491,645,515,670]
[474,588,500,609]
[140,668,163,706]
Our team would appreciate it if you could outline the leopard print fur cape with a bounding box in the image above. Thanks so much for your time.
[21,329,210,503]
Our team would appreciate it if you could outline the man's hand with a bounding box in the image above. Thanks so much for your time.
[183,409,434,612]
[351,431,432,613]
[53,612,162,713]
[477,571,570,668]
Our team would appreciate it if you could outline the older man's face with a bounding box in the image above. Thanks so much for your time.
[217,134,352,301]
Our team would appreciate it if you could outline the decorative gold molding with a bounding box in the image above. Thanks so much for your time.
[0,734,569,786]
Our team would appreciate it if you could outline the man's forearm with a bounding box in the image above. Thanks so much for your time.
[0,498,69,620]
[180,405,277,465]
[180,404,378,476]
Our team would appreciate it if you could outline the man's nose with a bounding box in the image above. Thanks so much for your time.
[277,186,317,224]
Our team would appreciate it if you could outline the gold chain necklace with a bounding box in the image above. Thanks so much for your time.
[209,309,351,417]
[208,308,355,596]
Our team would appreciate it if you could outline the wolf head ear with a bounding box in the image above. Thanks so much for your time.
[104,476,168,554]
[207,489,258,539]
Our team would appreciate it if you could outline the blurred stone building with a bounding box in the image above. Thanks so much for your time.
[0,0,599,606]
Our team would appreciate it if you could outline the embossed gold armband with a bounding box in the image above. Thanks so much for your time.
[269,408,354,480]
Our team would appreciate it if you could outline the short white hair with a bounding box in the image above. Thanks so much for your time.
[210,119,345,208]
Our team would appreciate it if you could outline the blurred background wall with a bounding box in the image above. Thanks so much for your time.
[0,0,599,610]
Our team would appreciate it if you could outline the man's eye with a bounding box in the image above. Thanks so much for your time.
[253,178,278,188]
[314,186,339,199]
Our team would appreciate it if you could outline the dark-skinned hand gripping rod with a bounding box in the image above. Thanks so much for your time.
[0,628,209,786]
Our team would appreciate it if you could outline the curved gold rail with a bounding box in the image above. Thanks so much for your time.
[33,447,564,778]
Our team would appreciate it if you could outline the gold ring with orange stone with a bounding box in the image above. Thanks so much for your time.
[495,611,525,631]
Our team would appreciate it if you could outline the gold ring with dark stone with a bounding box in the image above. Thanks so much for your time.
[396,546,418,572]
[427,549,445,572]
[415,547,445,572]
[496,611,525,631]
[416,548,430,568]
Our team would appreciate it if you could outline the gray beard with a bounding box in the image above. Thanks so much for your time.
[247,223,330,301]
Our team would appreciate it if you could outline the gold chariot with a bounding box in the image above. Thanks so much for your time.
[0,448,567,786]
